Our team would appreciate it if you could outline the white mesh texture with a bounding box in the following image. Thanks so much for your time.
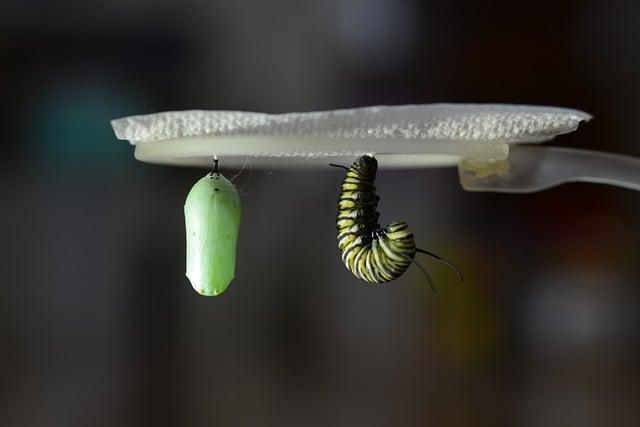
[112,104,591,145]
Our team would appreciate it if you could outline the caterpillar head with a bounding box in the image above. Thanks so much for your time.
[385,221,413,237]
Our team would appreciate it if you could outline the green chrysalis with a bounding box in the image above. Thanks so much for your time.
[184,160,241,296]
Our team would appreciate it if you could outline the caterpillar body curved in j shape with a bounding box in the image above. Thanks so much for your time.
[184,158,241,296]
[331,155,463,290]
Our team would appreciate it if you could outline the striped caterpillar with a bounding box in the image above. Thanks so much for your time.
[331,155,463,290]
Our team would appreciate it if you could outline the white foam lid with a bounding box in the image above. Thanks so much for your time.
[111,104,591,168]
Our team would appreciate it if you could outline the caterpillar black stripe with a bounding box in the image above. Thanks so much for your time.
[331,155,463,289]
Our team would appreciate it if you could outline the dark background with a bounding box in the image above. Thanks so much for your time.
[2,1,640,426]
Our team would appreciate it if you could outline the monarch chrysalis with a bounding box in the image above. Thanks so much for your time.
[184,159,241,296]
[331,155,463,290]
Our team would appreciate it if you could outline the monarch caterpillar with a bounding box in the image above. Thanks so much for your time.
[331,155,463,290]
[184,158,241,296]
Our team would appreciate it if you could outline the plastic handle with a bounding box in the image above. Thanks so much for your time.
[459,146,640,193]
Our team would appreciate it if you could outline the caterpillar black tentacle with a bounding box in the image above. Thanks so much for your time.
[408,256,437,293]
[329,163,350,171]
[334,155,462,287]
[416,248,465,282]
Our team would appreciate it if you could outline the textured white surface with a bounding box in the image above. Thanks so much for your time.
[112,104,591,144]
[111,104,591,168]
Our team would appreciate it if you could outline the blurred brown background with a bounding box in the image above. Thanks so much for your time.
[2,0,640,426]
